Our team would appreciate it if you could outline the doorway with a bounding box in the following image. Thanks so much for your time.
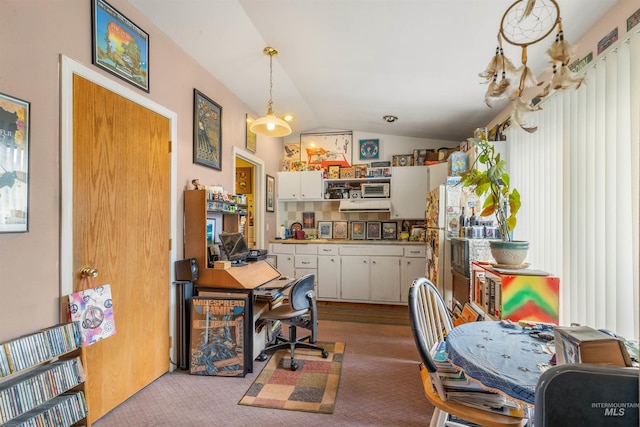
[233,147,264,250]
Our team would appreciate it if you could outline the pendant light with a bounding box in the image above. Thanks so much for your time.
[250,47,292,137]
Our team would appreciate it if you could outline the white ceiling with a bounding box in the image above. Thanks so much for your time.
[128,0,618,142]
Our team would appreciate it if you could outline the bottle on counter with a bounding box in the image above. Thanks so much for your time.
[279,224,287,239]
[470,207,478,226]
[458,207,466,237]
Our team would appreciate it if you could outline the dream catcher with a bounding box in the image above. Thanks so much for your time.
[479,0,583,132]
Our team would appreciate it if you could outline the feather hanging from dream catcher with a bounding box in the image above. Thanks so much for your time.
[480,34,518,106]
[551,63,585,90]
[510,97,541,133]
[546,21,575,64]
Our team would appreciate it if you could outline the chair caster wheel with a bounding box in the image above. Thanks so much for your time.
[291,362,298,371]
[256,353,268,362]
[322,350,329,358]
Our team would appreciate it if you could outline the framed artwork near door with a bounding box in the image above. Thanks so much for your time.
[246,114,256,153]
[91,0,150,92]
[0,92,30,233]
[266,174,275,212]
[193,89,222,170]
[235,167,251,194]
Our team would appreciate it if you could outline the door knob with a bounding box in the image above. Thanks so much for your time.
[80,267,99,278]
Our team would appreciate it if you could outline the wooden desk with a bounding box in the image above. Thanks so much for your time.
[193,260,285,373]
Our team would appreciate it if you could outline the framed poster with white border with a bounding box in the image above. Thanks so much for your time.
[366,221,382,240]
[317,221,333,239]
[332,221,348,240]
[351,221,366,240]
[0,92,30,233]
[300,131,352,169]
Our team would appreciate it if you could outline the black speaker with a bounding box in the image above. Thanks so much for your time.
[175,258,198,281]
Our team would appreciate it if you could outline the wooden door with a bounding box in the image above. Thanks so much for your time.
[72,75,171,423]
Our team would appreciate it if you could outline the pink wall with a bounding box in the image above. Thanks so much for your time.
[0,0,637,342]
[0,0,282,341]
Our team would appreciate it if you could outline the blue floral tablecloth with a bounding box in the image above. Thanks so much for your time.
[446,321,552,405]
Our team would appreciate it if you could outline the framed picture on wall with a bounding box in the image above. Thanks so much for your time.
[235,167,251,194]
[366,221,382,240]
[92,0,150,92]
[359,138,379,160]
[0,92,30,233]
[317,221,332,239]
[246,114,256,153]
[193,89,222,170]
[266,174,275,212]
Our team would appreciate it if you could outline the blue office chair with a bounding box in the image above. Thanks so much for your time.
[258,274,329,370]
[535,363,639,426]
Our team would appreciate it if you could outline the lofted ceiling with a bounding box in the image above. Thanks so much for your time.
[128,0,618,142]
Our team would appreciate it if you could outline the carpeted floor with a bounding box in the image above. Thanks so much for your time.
[93,319,433,427]
[238,341,345,413]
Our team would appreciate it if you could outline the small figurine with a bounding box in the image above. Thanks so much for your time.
[192,179,204,190]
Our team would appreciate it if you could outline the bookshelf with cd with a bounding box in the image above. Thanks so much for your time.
[0,321,89,427]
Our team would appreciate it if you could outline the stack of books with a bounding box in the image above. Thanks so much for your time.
[432,340,524,417]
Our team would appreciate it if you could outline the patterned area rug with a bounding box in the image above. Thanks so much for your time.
[238,341,345,414]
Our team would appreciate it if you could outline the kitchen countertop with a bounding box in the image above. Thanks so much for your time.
[270,238,423,245]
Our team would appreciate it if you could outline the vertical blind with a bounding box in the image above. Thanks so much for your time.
[505,30,639,340]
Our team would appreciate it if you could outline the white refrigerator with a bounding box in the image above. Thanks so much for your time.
[425,177,462,306]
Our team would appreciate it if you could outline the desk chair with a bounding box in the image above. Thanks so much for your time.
[535,363,639,426]
[258,274,329,370]
[408,277,527,427]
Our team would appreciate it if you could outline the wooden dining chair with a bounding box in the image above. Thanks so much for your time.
[408,277,527,427]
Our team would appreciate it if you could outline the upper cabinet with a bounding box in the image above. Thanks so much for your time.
[276,171,324,200]
[390,164,449,219]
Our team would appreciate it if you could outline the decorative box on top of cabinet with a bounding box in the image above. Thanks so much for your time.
[470,262,560,324]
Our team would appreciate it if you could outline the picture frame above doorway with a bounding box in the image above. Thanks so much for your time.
[193,89,222,170]
[246,114,257,153]
[91,0,150,92]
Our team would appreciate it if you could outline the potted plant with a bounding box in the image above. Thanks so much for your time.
[460,137,528,266]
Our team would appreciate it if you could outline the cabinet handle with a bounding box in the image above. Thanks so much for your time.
[301,261,310,265]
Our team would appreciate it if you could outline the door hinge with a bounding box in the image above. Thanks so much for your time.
[169,336,172,348]
[168,140,172,153]
[169,239,172,251]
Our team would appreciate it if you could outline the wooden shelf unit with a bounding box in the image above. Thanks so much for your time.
[0,322,89,427]
[471,262,560,324]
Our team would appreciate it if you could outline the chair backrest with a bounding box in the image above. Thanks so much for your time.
[408,277,454,400]
[535,364,639,426]
[289,274,315,311]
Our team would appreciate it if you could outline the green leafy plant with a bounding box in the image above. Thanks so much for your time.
[460,137,521,242]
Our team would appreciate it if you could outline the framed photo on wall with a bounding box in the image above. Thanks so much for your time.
[351,221,366,240]
[235,167,251,194]
[300,131,352,169]
[266,174,275,212]
[246,114,256,153]
[92,0,149,92]
[303,212,315,229]
[193,89,222,170]
[317,221,332,239]
[0,92,30,233]
[366,221,382,240]
[333,221,348,240]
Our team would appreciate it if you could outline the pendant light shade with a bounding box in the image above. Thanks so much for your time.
[250,47,292,137]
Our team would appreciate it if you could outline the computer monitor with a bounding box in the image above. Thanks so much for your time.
[218,232,250,266]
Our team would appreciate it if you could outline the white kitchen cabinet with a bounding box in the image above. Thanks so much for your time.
[340,255,371,300]
[401,245,427,302]
[269,243,295,278]
[390,164,448,219]
[317,246,340,299]
[276,171,324,200]
[370,256,402,302]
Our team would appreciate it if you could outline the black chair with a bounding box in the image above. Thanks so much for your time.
[535,363,639,426]
[258,274,328,370]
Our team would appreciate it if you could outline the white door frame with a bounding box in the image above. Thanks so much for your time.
[59,54,178,341]
[233,147,264,249]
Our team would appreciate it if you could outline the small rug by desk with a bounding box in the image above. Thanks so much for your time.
[238,341,345,414]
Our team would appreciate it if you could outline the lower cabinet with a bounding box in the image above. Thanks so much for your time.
[317,246,340,299]
[269,242,424,304]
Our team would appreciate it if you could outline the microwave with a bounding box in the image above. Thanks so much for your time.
[361,183,390,198]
